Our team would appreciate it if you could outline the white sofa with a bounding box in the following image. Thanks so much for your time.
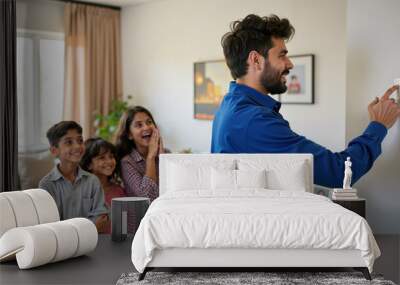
[0,189,98,269]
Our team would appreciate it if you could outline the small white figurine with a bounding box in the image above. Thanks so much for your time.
[343,157,352,190]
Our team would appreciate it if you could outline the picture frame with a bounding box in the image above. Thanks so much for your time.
[193,54,315,120]
[194,60,232,120]
[279,54,314,104]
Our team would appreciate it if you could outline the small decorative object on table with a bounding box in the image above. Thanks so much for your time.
[332,157,358,200]
[111,197,150,242]
[332,157,365,217]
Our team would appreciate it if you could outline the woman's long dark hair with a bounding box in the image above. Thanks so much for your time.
[114,106,157,161]
[80,137,119,182]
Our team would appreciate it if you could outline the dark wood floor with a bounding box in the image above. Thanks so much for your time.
[374,235,400,284]
[0,235,135,285]
[0,234,398,284]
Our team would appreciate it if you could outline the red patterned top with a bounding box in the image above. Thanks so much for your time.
[103,183,126,234]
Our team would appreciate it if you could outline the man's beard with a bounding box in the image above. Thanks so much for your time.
[260,61,289,95]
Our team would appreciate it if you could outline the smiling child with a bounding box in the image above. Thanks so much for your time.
[39,121,109,232]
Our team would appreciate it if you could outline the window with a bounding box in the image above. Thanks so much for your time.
[17,30,64,152]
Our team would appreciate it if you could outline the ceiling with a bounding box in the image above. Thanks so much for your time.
[78,0,157,7]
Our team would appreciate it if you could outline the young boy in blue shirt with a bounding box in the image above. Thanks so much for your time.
[39,121,108,233]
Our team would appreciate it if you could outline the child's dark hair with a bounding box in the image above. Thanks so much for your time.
[114,106,157,160]
[46,121,83,147]
[80,138,119,182]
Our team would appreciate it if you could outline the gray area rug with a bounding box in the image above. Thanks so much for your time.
[117,271,396,285]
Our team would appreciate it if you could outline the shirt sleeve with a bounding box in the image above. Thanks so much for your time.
[88,177,109,223]
[38,179,63,219]
[121,159,159,201]
[39,177,53,194]
[246,112,387,188]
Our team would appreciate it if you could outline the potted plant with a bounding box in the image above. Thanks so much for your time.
[94,95,133,141]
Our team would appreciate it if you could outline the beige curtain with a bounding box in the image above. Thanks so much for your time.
[64,3,122,137]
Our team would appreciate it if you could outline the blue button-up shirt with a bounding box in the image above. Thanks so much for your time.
[211,81,387,188]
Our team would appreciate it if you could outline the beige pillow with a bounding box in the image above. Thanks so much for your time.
[18,151,55,190]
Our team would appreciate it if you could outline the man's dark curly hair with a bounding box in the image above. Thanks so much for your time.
[221,14,295,80]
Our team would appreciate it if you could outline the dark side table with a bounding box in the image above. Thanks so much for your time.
[111,197,150,241]
[332,198,366,218]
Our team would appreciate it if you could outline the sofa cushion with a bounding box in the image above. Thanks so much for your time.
[0,196,17,237]
[0,190,59,238]
[0,191,40,228]
[0,226,57,269]
[24,189,60,223]
[42,221,79,262]
[0,218,97,269]
[18,151,55,190]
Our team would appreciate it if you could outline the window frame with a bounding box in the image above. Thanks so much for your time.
[17,29,64,153]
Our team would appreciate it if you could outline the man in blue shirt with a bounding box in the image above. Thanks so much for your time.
[211,14,400,188]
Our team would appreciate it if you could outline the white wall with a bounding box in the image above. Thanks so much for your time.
[121,0,347,153]
[346,0,400,233]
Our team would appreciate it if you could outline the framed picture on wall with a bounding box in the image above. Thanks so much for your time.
[279,54,314,104]
[194,60,232,120]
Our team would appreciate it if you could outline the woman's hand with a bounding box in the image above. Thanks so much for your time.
[147,128,160,159]
[145,128,159,183]
[159,136,165,155]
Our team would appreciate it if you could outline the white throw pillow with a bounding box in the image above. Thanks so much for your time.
[211,168,236,190]
[167,162,209,191]
[166,159,235,192]
[236,169,266,189]
[211,169,267,191]
[266,161,308,191]
[238,159,309,191]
